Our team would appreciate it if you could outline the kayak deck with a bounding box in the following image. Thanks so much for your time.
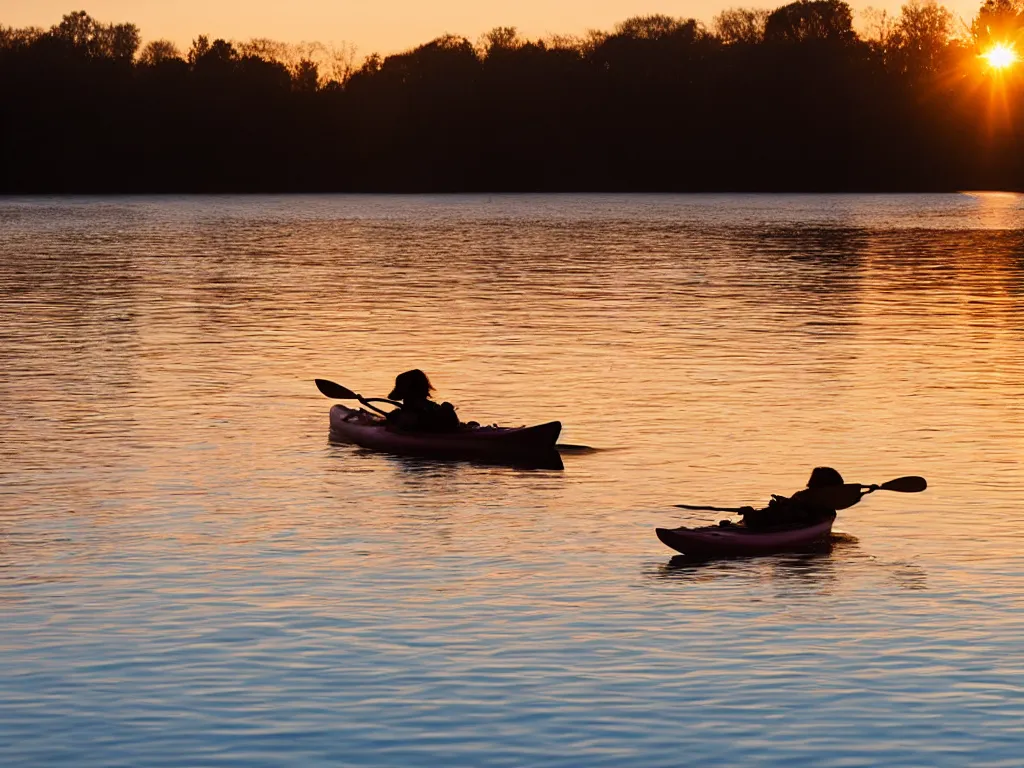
[328,404,562,466]
[655,516,835,558]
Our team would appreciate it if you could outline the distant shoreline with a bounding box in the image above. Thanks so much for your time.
[3,4,1021,194]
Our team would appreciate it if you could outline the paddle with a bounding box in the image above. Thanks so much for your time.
[674,503,752,513]
[815,476,928,510]
[674,476,928,514]
[875,476,928,493]
[314,378,402,417]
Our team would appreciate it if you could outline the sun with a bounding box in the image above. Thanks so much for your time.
[983,43,1018,70]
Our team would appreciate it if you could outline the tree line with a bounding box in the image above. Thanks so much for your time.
[2,2,1024,192]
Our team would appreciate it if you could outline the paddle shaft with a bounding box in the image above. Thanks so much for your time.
[674,503,751,513]
[360,396,403,413]
[354,399,390,417]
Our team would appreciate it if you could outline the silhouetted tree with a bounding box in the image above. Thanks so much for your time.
[0,24,43,50]
[615,14,699,40]
[100,22,140,61]
[50,10,138,59]
[360,52,382,75]
[483,26,521,55]
[971,0,1024,46]
[0,3,1021,193]
[188,35,211,64]
[765,0,856,44]
[861,7,898,49]
[292,58,319,91]
[714,8,770,44]
[51,10,99,51]
[892,0,954,75]
[239,37,288,61]
[139,39,181,66]
[200,38,237,67]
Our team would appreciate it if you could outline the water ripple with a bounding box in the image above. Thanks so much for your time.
[1,194,1022,766]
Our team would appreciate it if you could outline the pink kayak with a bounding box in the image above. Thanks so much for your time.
[655,515,835,558]
[328,404,562,466]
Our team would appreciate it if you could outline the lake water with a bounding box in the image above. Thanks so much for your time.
[1,194,1022,766]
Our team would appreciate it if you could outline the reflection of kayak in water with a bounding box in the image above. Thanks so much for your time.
[655,516,835,558]
[553,443,600,455]
[329,404,562,466]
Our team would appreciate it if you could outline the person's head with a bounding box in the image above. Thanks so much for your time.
[389,369,434,402]
[806,466,844,488]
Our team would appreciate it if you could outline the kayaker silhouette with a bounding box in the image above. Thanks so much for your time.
[661,471,926,556]
[737,467,874,530]
[386,369,460,433]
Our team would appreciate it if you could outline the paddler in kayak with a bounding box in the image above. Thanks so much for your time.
[737,467,877,530]
[385,369,461,433]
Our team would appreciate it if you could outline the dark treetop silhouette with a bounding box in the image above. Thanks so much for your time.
[2,2,1023,193]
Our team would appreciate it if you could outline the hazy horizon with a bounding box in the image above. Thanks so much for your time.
[0,0,986,56]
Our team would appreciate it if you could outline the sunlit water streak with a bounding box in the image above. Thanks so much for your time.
[1,194,1022,766]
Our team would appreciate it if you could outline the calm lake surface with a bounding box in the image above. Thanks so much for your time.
[1,194,1022,766]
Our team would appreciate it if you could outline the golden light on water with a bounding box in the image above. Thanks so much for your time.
[983,43,1018,70]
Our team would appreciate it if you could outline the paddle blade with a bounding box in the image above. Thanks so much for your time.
[314,379,359,400]
[880,476,928,493]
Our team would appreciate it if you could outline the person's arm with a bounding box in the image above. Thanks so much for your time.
[798,484,869,511]
[386,405,418,431]
[737,493,789,517]
[439,401,459,430]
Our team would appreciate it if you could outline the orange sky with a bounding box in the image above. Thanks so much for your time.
[1,1,984,54]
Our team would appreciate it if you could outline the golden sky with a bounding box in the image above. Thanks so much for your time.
[1,1,985,54]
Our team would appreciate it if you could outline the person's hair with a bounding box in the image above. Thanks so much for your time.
[806,466,844,488]
[389,369,434,401]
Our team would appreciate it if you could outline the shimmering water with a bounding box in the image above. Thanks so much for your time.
[1,194,1022,766]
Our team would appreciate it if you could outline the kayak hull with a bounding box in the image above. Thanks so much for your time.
[656,516,835,558]
[328,405,562,467]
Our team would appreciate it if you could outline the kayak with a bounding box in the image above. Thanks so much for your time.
[655,515,835,558]
[328,404,563,467]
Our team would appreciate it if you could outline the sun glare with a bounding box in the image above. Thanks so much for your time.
[983,43,1018,70]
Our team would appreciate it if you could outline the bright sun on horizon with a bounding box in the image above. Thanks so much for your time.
[983,43,1018,70]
